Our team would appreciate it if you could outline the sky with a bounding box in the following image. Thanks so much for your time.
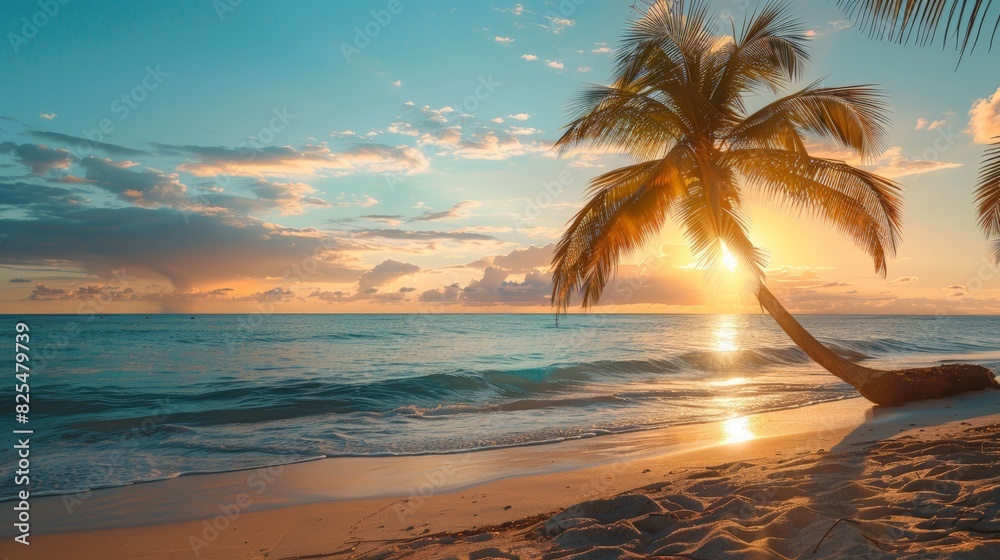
[2,0,1000,314]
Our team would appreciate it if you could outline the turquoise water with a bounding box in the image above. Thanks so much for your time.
[2,313,999,500]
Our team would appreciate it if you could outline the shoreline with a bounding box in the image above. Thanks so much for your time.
[4,389,999,559]
[5,395,872,536]
[11,349,995,510]
[2,394,863,507]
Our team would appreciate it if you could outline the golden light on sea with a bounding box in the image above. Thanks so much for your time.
[722,416,755,443]
[712,316,739,352]
[711,377,749,387]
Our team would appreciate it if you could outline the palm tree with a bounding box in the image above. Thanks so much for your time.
[551,0,998,405]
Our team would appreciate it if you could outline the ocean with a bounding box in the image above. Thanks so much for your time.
[3,313,999,501]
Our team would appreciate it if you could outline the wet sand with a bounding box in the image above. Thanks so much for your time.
[3,389,999,559]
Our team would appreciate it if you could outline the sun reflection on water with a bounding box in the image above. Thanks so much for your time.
[711,377,748,387]
[712,316,740,352]
[722,416,755,443]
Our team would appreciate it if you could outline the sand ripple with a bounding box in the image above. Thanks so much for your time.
[353,424,1000,559]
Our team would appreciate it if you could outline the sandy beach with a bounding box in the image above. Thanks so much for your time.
[3,388,998,559]
[8,0,1000,557]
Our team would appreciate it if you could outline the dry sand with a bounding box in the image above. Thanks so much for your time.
[3,390,999,559]
[352,421,1000,559]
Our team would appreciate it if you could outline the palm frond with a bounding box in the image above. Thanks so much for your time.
[726,82,892,161]
[728,149,904,275]
[556,84,688,161]
[976,138,1000,261]
[551,148,693,310]
[614,0,717,86]
[709,0,811,104]
[836,0,1000,57]
[976,138,1000,235]
[673,183,769,280]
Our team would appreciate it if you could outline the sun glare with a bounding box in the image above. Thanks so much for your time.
[712,316,740,352]
[722,416,755,444]
[712,377,748,387]
[721,244,738,272]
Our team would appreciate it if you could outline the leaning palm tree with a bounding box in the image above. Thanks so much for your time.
[551,0,998,405]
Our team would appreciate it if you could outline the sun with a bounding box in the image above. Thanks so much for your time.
[721,244,738,272]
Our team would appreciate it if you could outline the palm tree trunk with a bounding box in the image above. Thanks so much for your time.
[755,282,999,406]
[755,282,880,391]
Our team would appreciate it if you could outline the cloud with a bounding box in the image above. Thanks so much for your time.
[28,131,147,156]
[0,142,74,174]
[235,287,296,302]
[468,244,555,272]
[490,117,504,124]
[521,54,537,61]
[507,113,532,121]
[387,122,420,136]
[358,259,420,292]
[506,126,540,135]
[420,268,553,307]
[494,36,515,45]
[420,130,548,160]
[0,180,88,214]
[163,143,430,178]
[27,284,71,300]
[410,200,481,222]
[39,113,57,120]
[967,87,1000,144]
[0,207,364,290]
[22,283,306,307]
[422,244,704,308]
[543,15,574,33]
[497,3,526,16]
[577,66,592,73]
[330,194,378,208]
[80,156,189,207]
[210,179,335,215]
[805,19,853,38]
[357,214,405,226]
[597,266,706,308]
[888,276,919,285]
[808,143,962,179]
[916,118,947,131]
[545,60,564,69]
[591,43,611,54]
[517,226,563,239]
[392,80,402,87]
[869,147,963,178]
[566,153,605,168]
[456,225,513,234]
[348,228,497,242]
